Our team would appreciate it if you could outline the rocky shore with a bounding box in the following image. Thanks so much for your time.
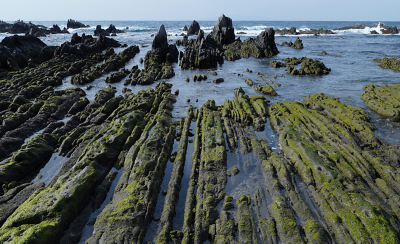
[0,16,399,244]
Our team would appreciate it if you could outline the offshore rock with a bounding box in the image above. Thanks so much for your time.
[211,14,235,45]
[275,27,298,35]
[94,24,124,36]
[67,19,89,29]
[224,28,279,61]
[183,25,188,31]
[374,57,400,71]
[285,58,330,75]
[281,37,303,49]
[187,20,200,36]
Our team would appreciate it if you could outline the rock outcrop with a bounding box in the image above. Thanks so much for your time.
[179,29,224,70]
[55,33,121,57]
[0,20,68,36]
[281,37,304,49]
[211,14,235,45]
[361,84,400,121]
[94,24,124,36]
[67,19,89,29]
[128,24,178,85]
[224,28,279,61]
[187,20,200,36]
[0,35,48,71]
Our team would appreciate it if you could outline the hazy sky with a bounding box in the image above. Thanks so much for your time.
[2,0,400,21]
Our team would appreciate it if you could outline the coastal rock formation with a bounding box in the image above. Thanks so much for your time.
[286,58,331,75]
[211,14,235,45]
[0,20,68,36]
[187,20,200,36]
[55,33,121,57]
[282,37,303,49]
[179,29,224,70]
[361,84,400,121]
[67,19,89,29]
[275,26,335,35]
[128,24,178,85]
[224,28,279,61]
[94,24,124,36]
[275,27,297,35]
[334,22,399,34]
[183,25,188,31]
[374,57,400,71]
[0,35,48,71]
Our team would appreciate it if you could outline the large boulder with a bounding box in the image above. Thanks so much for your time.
[187,20,200,36]
[0,35,47,71]
[67,19,89,29]
[211,14,235,45]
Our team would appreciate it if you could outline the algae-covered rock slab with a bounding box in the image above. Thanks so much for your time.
[361,84,400,121]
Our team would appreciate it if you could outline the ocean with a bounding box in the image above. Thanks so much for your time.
[1,20,400,243]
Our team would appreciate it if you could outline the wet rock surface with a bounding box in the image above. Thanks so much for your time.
[0,17,400,244]
[225,28,279,61]
[361,84,400,121]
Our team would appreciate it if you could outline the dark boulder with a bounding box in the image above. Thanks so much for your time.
[67,19,89,29]
[183,25,188,31]
[152,24,168,53]
[106,24,124,34]
[0,35,47,71]
[211,14,235,45]
[187,20,200,36]
[94,25,109,36]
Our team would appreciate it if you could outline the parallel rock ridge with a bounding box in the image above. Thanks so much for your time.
[1,17,400,244]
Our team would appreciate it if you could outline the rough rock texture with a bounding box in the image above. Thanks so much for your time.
[224,28,279,61]
[187,20,200,36]
[179,30,224,70]
[0,35,48,71]
[211,14,235,45]
[94,24,124,36]
[67,19,89,29]
[374,57,400,71]
[0,20,69,36]
[285,58,331,75]
[361,84,400,121]
[129,25,178,85]
[282,37,304,49]
[269,93,400,243]
[55,33,121,57]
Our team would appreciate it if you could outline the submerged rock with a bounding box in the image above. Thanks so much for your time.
[282,37,303,49]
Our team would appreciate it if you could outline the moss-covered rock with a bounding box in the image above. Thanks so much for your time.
[254,84,278,96]
[374,57,400,71]
[361,84,400,121]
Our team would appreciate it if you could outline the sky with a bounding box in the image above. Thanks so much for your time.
[2,0,400,21]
